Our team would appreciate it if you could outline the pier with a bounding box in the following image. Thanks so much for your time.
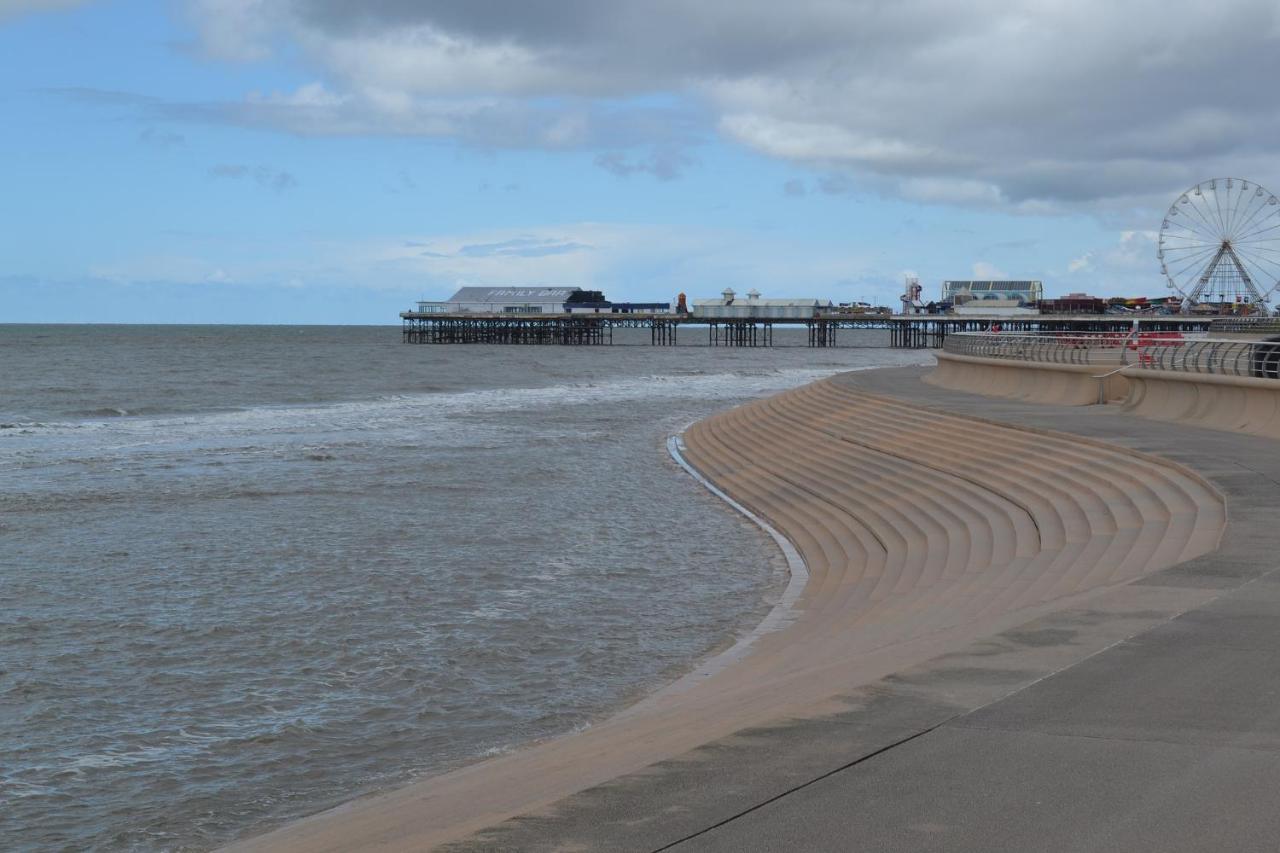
[400,311,1215,349]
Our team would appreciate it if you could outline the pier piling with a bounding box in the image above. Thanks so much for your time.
[401,313,1213,348]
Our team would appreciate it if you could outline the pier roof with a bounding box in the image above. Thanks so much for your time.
[446,286,579,301]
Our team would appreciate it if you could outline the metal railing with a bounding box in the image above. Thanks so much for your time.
[944,332,1280,379]
[1208,317,1280,336]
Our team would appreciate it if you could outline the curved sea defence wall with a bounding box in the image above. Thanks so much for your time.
[1121,370,1280,440]
[927,350,1129,405]
[229,379,1223,853]
[929,349,1280,439]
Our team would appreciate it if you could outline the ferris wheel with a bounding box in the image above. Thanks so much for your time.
[1158,178,1280,309]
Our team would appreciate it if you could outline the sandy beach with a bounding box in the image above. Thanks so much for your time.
[227,371,1225,852]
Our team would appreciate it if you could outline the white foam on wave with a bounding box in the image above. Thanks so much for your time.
[1,356,929,471]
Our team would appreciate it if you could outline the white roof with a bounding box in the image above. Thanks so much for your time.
[692,298,826,307]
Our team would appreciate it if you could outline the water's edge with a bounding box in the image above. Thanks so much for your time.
[620,432,809,710]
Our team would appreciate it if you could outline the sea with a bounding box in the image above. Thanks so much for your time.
[0,324,930,851]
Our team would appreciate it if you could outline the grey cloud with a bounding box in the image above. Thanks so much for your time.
[782,179,806,197]
[594,148,693,181]
[44,86,156,106]
[0,0,89,23]
[209,164,251,179]
[143,91,702,155]
[183,1,1280,212]
[139,127,185,148]
[980,239,1039,253]
[208,163,299,192]
[817,175,858,197]
[289,0,951,88]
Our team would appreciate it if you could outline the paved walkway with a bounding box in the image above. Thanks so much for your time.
[447,366,1280,853]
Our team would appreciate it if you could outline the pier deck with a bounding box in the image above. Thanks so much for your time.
[399,312,1214,349]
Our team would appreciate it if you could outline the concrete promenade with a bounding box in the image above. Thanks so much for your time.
[446,366,1280,852]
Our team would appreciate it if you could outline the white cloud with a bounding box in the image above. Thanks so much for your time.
[1067,253,1093,274]
[971,261,1008,280]
[1048,231,1168,297]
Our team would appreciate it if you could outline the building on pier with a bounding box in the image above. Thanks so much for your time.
[942,280,1043,315]
[563,290,672,314]
[692,288,831,319]
[415,286,671,315]
[417,286,582,314]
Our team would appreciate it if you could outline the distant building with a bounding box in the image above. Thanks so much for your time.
[1039,292,1106,314]
[691,288,831,319]
[943,280,1043,316]
[563,290,671,314]
[943,280,1043,305]
[562,290,611,314]
[416,286,581,314]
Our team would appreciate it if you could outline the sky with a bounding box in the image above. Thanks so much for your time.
[3,0,1280,324]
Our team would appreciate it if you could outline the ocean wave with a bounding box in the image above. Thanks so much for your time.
[69,407,133,418]
[13,358,925,441]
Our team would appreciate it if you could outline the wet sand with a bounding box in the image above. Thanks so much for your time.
[227,375,1224,852]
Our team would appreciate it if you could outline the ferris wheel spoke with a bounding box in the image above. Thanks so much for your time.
[1227,179,1254,236]
[1233,223,1280,246]
[1233,239,1280,255]
[1213,188,1233,235]
[1233,206,1280,230]
[1164,243,1219,266]
[1220,185,1241,236]
[1167,245,1213,262]
[1234,198,1280,234]
[1161,231,1218,248]
[1230,260,1280,296]
[1164,238,1220,258]
[1168,248,1222,283]
[1219,189,1241,238]
[1233,251,1280,276]
[1169,255,1219,283]
[1234,218,1280,243]
[1212,184,1231,238]
[1236,183,1265,234]
[1182,197,1224,241]
[1226,194,1273,240]
[1162,226,1216,242]
[1218,190,1240,238]
[1233,244,1280,273]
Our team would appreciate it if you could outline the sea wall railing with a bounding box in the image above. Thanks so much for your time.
[943,332,1280,380]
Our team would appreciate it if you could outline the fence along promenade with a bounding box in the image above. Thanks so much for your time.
[943,331,1280,379]
[930,330,1280,440]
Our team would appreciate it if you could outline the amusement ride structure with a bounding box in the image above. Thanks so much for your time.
[1159,178,1280,312]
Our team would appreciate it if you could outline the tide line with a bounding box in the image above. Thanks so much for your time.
[625,431,810,709]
